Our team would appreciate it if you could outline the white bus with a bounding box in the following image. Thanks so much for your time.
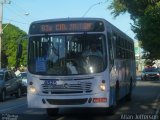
[18,18,136,116]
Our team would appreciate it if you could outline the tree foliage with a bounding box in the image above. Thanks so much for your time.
[2,24,27,68]
[108,0,160,60]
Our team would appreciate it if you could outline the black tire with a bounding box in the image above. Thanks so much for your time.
[126,93,132,101]
[106,83,119,115]
[115,82,120,104]
[46,108,59,116]
[106,105,116,115]
[15,88,22,98]
[0,90,5,102]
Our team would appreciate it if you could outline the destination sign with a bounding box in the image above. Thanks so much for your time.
[29,21,104,34]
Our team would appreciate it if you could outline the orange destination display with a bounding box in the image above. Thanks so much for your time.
[29,21,104,34]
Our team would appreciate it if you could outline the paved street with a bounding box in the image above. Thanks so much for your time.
[0,80,160,120]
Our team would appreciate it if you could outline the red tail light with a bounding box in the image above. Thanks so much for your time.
[93,98,107,103]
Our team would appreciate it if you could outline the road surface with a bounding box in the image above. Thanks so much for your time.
[0,80,159,120]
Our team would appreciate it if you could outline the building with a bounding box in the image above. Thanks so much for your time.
[134,41,145,72]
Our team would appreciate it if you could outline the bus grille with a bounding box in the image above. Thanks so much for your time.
[41,82,92,94]
[46,98,88,105]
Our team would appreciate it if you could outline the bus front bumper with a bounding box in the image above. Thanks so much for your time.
[27,93,109,108]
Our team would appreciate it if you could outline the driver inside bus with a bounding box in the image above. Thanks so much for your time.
[47,43,58,63]
[82,44,102,57]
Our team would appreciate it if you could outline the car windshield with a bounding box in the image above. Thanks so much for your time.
[28,34,107,75]
[143,67,158,72]
[0,72,4,80]
[20,72,27,79]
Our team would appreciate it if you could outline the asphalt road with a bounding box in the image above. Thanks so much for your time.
[0,79,160,120]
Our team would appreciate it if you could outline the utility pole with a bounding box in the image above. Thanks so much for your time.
[0,0,11,68]
[0,0,3,69]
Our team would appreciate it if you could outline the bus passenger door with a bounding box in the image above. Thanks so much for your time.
[107,30,118,106]
[107,30,117,84]
[107,31,114,70]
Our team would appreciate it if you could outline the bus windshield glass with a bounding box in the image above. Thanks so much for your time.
[28,34,107,75]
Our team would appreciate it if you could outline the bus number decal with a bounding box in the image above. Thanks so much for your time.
[44,80,57,86]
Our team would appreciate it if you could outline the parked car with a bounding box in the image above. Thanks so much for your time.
[0,69,23,102]
[17,72,27,94]
[141,67,160,81]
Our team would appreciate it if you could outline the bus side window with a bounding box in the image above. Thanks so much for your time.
[116,36,121,58]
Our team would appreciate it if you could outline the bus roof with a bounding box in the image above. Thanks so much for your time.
[30,17,106,24]
[29,17,133,43]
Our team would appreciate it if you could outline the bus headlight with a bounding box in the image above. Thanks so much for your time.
[89,66,94,73]
[28,86,37,94]
[99,83,106,91]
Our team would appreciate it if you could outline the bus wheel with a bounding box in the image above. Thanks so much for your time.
[126,79,132,101]
[115,81,119,104]
[106,84,119,115]
[106,105,116,115]
[46,108,59,116]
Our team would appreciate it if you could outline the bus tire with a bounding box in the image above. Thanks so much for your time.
[115,81,119,104]
[106,105,115,115]
[46,108,59,116]
[106,82,119,115]
[126,79,132,101]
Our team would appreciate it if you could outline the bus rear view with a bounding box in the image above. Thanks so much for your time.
[27,18,136,116]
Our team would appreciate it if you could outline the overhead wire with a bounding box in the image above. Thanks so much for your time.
[4,5,31,23]
[3,0,38,27]
[11,1,37,20]
[2,2,32,32]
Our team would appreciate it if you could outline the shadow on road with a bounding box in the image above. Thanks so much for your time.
[0,94,26,104]
[117,81,160,115]
[1,81,159,120]
[47,81,160,120]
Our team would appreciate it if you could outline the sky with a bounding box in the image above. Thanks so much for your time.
[2,0,135,40]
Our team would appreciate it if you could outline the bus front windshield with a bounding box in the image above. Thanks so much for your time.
[28,34,107,75]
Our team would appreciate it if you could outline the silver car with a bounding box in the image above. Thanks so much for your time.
[17,72,27,94]
[141,67,160,81]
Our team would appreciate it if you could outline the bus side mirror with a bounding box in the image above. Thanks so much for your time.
[16,44,23,59]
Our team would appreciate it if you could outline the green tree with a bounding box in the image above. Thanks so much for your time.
[108,0,160,60]
[2,24,27,68]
